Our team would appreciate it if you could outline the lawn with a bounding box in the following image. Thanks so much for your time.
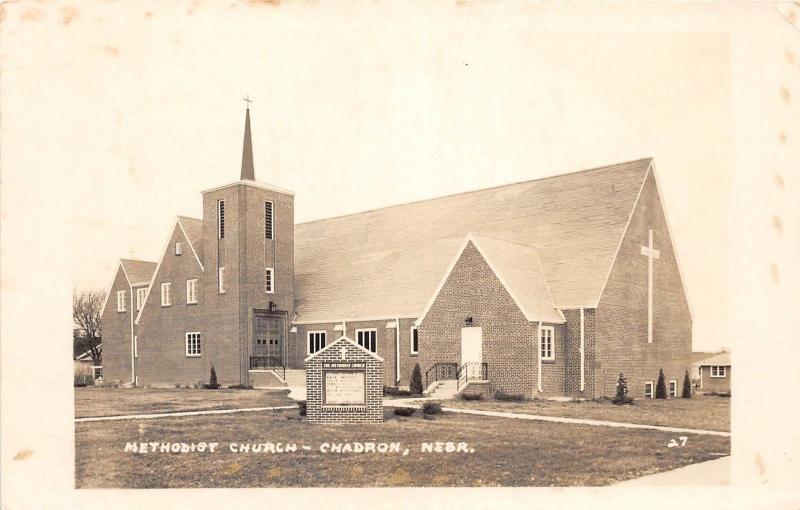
[75,407,730,488]
[74,387,294,418]
[444,394,730,432]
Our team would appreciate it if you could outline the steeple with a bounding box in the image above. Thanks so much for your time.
[240,105,255,181]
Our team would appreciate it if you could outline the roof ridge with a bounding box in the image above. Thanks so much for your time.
[297,157,653,227]
[120,258,157,264]
[177,215,202,222]
[469,232,540,249]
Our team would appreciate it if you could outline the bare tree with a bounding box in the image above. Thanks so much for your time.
[73,290,105,366]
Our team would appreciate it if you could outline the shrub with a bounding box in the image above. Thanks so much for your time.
[422,402,442,415]
[298,401,307,416]
[495,391,525,402]
[384,386,412,397]
[393,406,416,417]
[612,373,634,405]
[409,363,423,395]
[175,383,181,388]
[203,365,220,389]
[655,369,667,399]
[74,381,87,388]
[461,392,483,401]
[681,369,692,398]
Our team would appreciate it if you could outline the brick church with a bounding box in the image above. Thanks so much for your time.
[101,108,692,399]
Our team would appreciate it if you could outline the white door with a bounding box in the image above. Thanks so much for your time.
[461,327,483,378]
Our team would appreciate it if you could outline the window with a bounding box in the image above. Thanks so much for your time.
[175,241,183,255]
[710,366,727,378]
[356,329,378,353]
[134,335,138,358]
[265,267,274,293]
[186,332,201,357]
[186,279,198,304]
[410,326,419,355]
[644,381,654,398]
[669,380,678,397]
[161,282,171,306]
[265,201,274,240]
[217,200,225,239]
[218,267,225,293]
[136,287,147,311]
[539,326,554,360]
[116,290,126,312]
[308,331,326,355]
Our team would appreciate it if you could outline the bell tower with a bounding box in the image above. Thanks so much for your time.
[201,104,295,385]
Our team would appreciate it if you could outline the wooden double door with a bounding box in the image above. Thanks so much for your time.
[253,312,284,362]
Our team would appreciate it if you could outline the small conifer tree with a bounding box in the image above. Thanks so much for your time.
[207,365,219,389]
[409,363,423,395]
[681,369,692,398]
[613,372,633,405]
[655,368,667,399]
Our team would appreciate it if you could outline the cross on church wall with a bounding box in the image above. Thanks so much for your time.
[340,345,347,360]
[639,228,660,343]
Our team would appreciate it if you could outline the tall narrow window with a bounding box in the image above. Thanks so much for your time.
[186,279,198,304]
[136,287,147,311]
[669,380,678,397]
[117,290,126,312]
[265,268,274,294]
[217,200,225,239]
[134,335,138,358]
[218,267,225,294]
[186,332,201,357]
[644,381,654,398]
[265,201,274,240]
[410,326,419,355]
[539,326,554,360]
[308,331,326,355]
[161,282,171,306]
[175,241,183,255]
[356,329,377,353]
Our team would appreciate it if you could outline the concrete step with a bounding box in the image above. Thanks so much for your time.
[427,380,459,400]
[249,370,285,388]
[284,369,306,386]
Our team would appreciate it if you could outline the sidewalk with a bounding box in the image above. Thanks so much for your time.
[616,456,730,486]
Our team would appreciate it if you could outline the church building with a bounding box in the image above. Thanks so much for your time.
[101,108,692,399]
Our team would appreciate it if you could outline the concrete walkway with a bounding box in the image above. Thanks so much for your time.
[383,400,730,437]
[616,456,730,486]
[75,405,298,423]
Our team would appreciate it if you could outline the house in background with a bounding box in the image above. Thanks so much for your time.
[74,345,102,385]
[696,352,731,393]
[100,108,693,399]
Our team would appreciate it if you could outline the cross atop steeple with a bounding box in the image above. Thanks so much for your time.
[240,100,255,181]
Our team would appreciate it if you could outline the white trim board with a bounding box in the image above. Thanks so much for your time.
[135,218,184,325]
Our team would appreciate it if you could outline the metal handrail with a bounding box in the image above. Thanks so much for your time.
[250,356,285,381]
[456,362,488,390]
[425,362,458,389]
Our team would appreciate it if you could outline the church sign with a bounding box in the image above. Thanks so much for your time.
[305,336,383,424]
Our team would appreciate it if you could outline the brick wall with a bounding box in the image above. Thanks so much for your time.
[594,169,692,398]
[699,366,731,393]
[306,338,383,424]
[418,241,548,399]
[294,319,417,387]
[100,265,133,384]
[136,223,204,386]
[563,308,596,398]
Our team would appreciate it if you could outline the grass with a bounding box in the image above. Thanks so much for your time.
[74,387,294,418]
[444,394,730,432]
[75,406,729,488]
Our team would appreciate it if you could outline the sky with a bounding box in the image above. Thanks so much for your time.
[2,1,732,351]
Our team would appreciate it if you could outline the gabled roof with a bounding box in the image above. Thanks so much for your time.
[177,216,204,268]
[304,335,384,363]
[119,259,157,286]
[697,352,731,367]
[294,158,652,323]
[469,234,565,324]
